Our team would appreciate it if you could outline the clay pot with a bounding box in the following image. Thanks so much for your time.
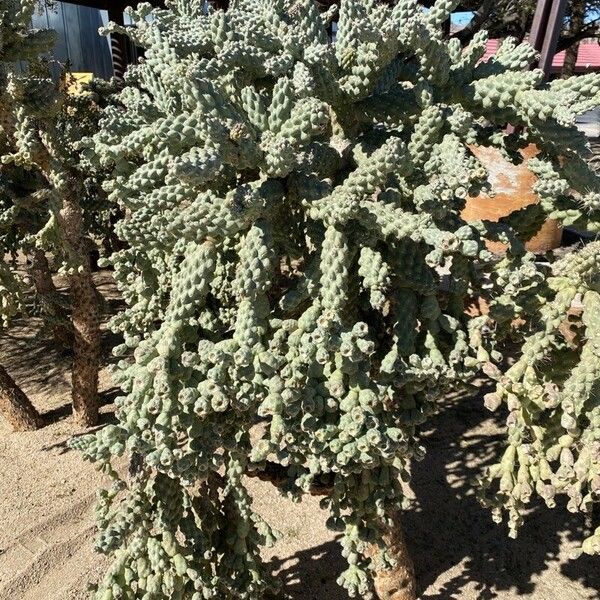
[462,144,562,254]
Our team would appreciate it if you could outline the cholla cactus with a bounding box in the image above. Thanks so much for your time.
[76,0,600,598]
[0,1,56,317]
[0,0,55,431]
[0,0,103,426]
[480,242,600,556]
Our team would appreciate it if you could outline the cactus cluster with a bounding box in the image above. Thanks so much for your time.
[1,0,108,426]
[0,0,110,324]
[0,0,57,326]
[72,0,600,598]
[480,241,600,555]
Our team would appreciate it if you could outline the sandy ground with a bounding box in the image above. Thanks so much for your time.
[1,274,599,600]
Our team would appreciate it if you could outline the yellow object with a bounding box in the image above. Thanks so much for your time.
[66,72,93,96]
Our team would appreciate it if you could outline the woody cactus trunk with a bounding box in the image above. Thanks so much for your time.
[0,362,43,431]
[75,0,600,598]
[0,0,101,427]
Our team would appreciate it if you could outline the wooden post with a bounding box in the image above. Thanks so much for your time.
[529,0,555,52]
[529,0,569,79]
[538,0,569,77]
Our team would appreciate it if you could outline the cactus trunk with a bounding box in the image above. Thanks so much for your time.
[370,511,417,600]
[29,248,73,348]
[56,179,100,427]
[251,462,417,598]
[0,363,42,431]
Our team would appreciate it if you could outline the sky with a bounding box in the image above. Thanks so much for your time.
[451,11,475,26]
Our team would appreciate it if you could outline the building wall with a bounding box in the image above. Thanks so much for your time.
[30,2,113,78]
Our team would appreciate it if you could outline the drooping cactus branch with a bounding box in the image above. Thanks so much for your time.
[480,241,600,555]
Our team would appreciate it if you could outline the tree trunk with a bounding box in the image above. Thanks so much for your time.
[561,0,585,78]
[0,363,43,431]
[29,247,73,348]
[56,177,101,427]
[562,43,580,78]
[367,509,417,600]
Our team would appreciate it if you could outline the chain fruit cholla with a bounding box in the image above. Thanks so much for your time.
[74,0,600,598]
[0,0,105,428]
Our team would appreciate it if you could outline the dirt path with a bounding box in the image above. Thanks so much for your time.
[1,275,598,599]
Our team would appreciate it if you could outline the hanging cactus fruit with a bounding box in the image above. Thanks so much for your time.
[74,0,600,598]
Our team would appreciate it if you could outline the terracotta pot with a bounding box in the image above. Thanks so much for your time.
[461,144,562,254]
